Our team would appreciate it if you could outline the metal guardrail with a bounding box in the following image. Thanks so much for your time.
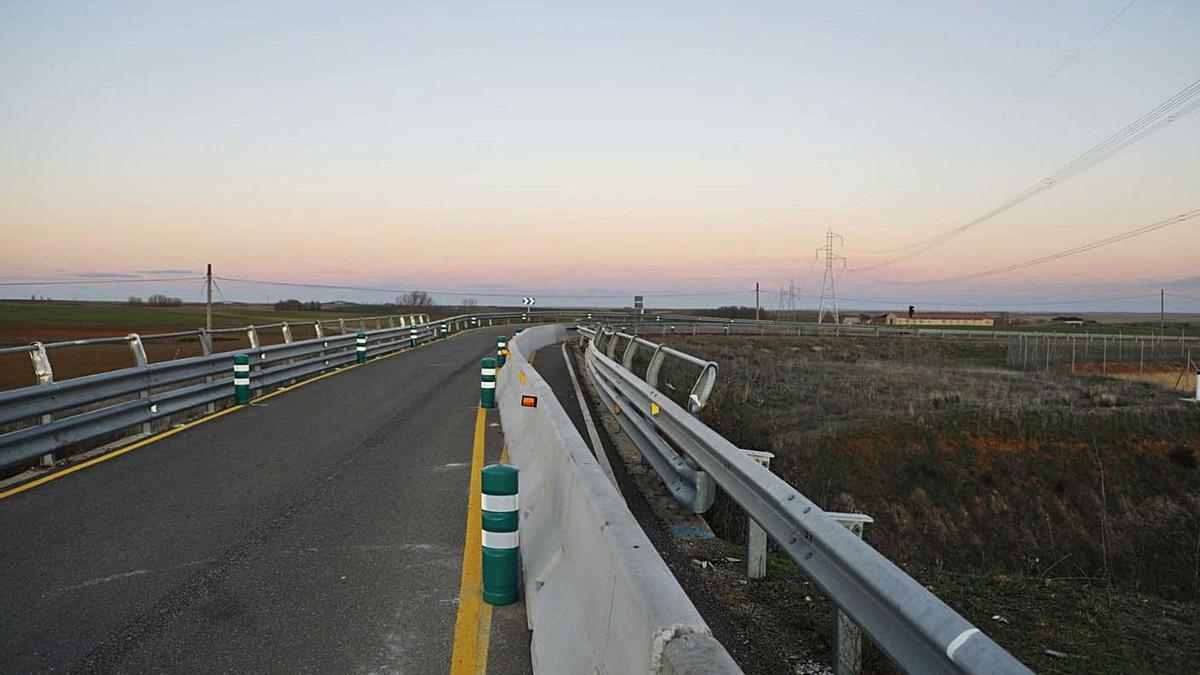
[578,327,1032,675]
[0,311,618,473]
[581,327,719,512]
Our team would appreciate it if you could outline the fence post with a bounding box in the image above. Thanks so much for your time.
[30,343,56,467]
[481,464,520,605]
[127,333,152,436]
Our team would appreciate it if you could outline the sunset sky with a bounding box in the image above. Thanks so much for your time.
[2,1,1198,311]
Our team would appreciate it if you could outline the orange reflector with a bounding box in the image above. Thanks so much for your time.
[521,395,538,408]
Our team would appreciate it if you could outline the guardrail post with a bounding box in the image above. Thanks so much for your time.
[281,322,293,344]
[339,318,347,335]
[314,322,325,339]
[496,336,508,368]
[199,329,216,412]
[828,513,873,675]
[356,332,367,364]
[198,329,213,356]
[480,358,497,408]
[127,333,152,436]
[646,346,666,389]
[234,354,251,405]
[30,342,56,467]
[741,450,775,580]
[481,463,520,605]
[247,325,260,349]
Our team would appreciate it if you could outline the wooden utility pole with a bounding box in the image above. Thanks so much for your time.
[1161,288,1165,333]
[206,263,213,331]
[755,282,760,321]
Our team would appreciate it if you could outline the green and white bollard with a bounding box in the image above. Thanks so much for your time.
[440,323,448,339]
[496,336,508,368]
[409,327,418,348]
[481,463,519,605]
[514,327,523,335]
[356,332,367,364]
[233,354,251,405]
[480,357,497,408]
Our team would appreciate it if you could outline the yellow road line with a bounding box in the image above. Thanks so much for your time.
[0,326,484,501]
[449,406,493,674]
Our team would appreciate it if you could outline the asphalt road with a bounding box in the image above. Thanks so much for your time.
[0,328,530,674]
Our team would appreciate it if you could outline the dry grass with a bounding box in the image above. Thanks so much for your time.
[662,335,1200,601]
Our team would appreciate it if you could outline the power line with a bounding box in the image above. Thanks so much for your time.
[878,208,1200,284]
[852,76,1200,270]
[1005,0,1139,116]
[214,276,754,300]
[0,276,203,286]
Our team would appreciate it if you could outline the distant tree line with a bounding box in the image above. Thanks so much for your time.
[273,299,323,311]
[128,295,182,307]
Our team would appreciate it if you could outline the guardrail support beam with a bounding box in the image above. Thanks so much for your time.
[30,342,56,467]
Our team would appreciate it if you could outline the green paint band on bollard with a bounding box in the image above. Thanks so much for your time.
[233,354,251,405]
[356,332,367,364]
[481,463,519,605]
[496,336,508,368]
[409,327,418,348]
[480,357,497,409]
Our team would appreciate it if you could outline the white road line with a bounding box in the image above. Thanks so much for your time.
[561,342,619,490]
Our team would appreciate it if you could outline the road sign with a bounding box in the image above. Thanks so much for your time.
[634,295,644,313]
[522,297,536,306]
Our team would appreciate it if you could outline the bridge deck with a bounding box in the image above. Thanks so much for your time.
[0,329,530,673]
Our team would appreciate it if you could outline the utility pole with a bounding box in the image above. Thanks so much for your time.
[755,282,760,321]
[1161,288,1165,333]
[206,263,213,331]
[816,228,846,324]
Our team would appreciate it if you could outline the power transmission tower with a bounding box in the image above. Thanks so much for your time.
[815,229,846,324]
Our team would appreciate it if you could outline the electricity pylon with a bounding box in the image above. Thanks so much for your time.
[815,228,846,324]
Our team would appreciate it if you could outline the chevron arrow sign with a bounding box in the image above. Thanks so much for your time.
[521,297,537,306]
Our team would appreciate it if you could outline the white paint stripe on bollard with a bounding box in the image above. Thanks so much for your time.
[481,381,496,389]
[481,529,519,549]
[481,493,518,511]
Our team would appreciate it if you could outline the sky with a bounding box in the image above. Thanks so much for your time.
[1,1,1198,312]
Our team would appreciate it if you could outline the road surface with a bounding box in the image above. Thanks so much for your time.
[0,328,530,674]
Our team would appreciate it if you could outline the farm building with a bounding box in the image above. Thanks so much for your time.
[875,312,994,327]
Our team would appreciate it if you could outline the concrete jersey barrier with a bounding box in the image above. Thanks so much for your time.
[497,325,740,675]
